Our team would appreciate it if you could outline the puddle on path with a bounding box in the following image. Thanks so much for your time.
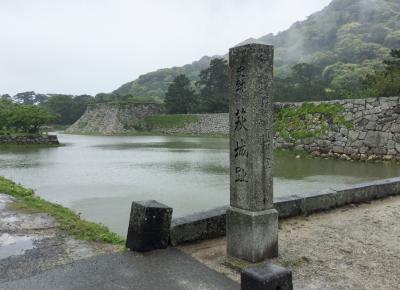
[0,233,37,260]
[0,194,14,211]
[2,216,19,223]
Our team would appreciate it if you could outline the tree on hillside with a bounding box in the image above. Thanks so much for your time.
[13,91,48,105]
[365,49,400,97]
[41,94,93,125]
[196,58,229,113]
[1,94,12,101]
[383,49,400,72]
[165,74,195,114]
[275,63,327,102]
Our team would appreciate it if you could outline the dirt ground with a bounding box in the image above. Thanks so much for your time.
[0,194,121,283]
[179,195,400,290]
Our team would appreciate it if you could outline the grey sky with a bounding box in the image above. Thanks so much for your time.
[0,0,332,96]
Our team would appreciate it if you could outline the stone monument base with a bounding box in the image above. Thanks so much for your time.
[227,207,278,263]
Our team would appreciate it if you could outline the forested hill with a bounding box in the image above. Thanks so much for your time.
[113,0,400,100]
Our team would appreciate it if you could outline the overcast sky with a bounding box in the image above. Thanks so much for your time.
[0,0,332,96]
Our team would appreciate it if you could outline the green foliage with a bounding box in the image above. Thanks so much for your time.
[384,30,400,48]
[145,114,198,129]
[113,56,212,98]
[322,61,381,97]
[41,94,94,125]
[358,49,400,98]
[95,93,129,103]
[275,103,350,141]
[165,74,196,114]
[1,94,12,101]
[0,100,54,134]
[196,58,229,113]
[275,63,328,102]
[13,91,48,105]
[112,0,400,103]
[94,93,162,105]
[0,176,124,245]
[130,95,163,104]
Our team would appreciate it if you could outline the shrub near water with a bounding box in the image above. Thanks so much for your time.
[0,176,124,245]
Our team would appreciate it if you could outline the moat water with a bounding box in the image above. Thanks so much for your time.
[1,133,400,236]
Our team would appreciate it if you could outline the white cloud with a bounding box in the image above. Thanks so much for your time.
[0,0,332,95]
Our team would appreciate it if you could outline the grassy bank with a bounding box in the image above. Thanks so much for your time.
[0,176,124,245]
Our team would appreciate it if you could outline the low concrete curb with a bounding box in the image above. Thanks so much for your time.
[170,177,400,246]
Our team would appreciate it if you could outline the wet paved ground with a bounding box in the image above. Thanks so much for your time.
[0,249,239,290]
[0,193,119,283]
[0,193,239,289]
[5,189,399,289]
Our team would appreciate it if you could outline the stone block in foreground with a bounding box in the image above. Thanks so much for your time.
[227,207,278,263]
[241,263,293,290]
[126,200,172,252]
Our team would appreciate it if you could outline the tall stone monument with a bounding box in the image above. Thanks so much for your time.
[227,43,278,263]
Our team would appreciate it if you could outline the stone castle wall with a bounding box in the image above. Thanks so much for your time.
[0,134,59,145]
[156,113,229,135]
[66,102,164,135]
[275,97,400,161]
[66,97,400,160]
[158,97,400,160]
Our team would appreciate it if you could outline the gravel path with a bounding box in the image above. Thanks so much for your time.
[179,196,400,290]
[0,193,120,283]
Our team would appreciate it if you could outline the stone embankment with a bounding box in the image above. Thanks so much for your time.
[160,97,400,161]
[275,97,400,161]
[66,102,163,135]
[0,135,59,145]
[66,97,400,160]
[155,113,229,135]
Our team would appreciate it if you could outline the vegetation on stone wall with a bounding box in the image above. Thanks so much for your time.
[0,176,124,245]
[274,103,350,141]
[145,114,198,130]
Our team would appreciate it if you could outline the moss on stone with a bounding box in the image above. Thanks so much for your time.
[274,103,351,141]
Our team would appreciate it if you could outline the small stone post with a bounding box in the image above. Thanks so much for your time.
[227,43,278,263]
[241,263,293,290]
[126,200,172,252]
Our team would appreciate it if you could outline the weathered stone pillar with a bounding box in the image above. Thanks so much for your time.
[227,43,278,263]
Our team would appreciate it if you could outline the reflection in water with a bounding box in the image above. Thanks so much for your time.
[274,150,400,180]
[0,133,399,236]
